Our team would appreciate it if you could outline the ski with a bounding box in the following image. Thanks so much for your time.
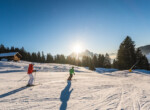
[21,84,41,88]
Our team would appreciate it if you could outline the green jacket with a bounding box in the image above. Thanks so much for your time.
[69,68,74,75]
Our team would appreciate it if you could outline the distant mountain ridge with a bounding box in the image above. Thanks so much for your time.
[70,49,114,59]
[139,45,150,55]
[139,45,150,63]
[70,50,97,58]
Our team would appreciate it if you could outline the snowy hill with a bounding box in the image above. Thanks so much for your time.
[0,61,150,109]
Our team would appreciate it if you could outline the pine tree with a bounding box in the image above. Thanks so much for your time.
[97,54,105,67]
[31,52,38,62]
[6,47,9,53]
[89,58,95,71]
[46,53,53,63]
[14,48,20,52]
[55,54,60,63]
[41,51,45,63]
[60,54,66,64]
[104,53,111,68]
[37,52,41,62]
[82,56,89,67]
[136,48,149,70]
[26,52,31,61]
[0,44,6,53]
[10,46,15,52]
[66,56,72,64]
[117,36,136,69]
[19,47,26,60]
[112,59,118,69]
[93,55,98,67]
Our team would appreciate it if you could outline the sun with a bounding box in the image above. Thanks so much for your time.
[73,43,82,54]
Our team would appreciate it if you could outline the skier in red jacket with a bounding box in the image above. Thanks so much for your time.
[27,63,36,86]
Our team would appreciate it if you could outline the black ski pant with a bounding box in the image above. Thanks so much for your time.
[68,74,73,80]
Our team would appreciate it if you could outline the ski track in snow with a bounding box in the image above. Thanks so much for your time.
[0,61,150,110]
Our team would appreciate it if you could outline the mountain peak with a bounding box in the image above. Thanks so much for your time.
[70,50,94,58]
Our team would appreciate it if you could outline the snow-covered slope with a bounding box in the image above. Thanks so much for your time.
[0,61,91,73]
[0,61,150,110]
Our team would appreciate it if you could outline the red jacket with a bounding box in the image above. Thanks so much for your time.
[28,64,33,74]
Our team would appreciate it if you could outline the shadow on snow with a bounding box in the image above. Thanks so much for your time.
[133,69,150,74]
[0,86,28,98]
[0,70,25,74]
[60,81,73,110]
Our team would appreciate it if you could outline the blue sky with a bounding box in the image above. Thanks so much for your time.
[0,0,150,55]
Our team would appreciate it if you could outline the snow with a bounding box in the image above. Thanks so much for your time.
[0,61,150,109]
[96,68,118,73]
[0,52,18,57]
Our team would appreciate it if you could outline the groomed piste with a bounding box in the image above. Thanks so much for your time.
[0,61,150,110]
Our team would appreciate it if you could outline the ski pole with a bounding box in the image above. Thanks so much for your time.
[17,74,28,82]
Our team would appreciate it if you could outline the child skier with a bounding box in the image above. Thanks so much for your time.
[27,63,36,86]
[67,67,75,81]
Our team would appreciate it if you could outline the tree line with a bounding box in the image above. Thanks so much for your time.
[0,44,111,70]
[0,36,149,70]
